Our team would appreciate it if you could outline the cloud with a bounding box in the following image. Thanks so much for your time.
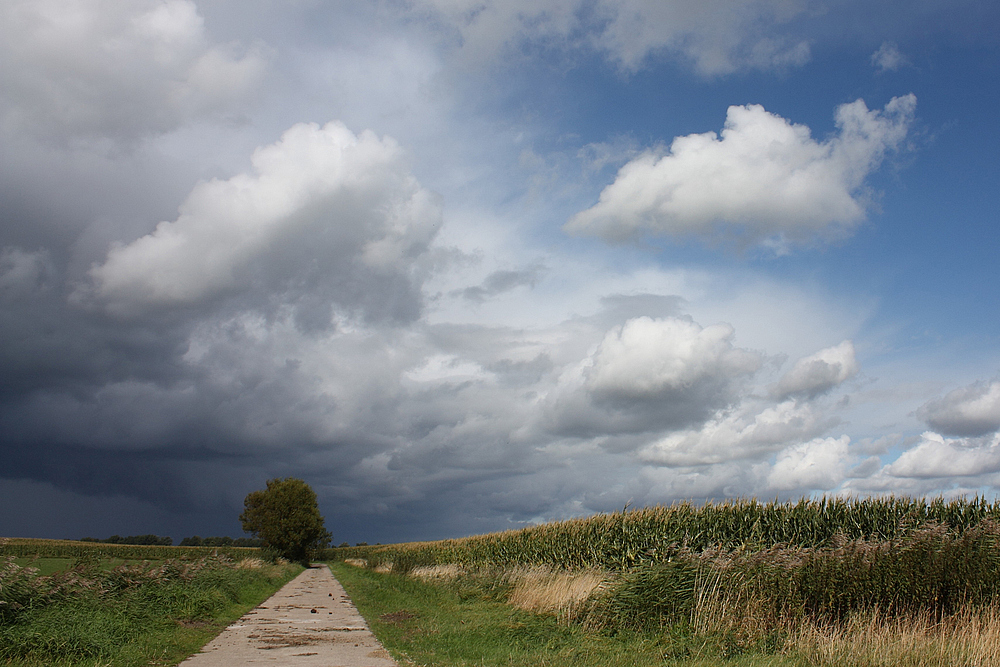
[458,266,546,303]
[888,431,1000,479]
[546,316,763,436]
[638,399,831,465]
[0,247,55,301]
[767,435,851,491]
[916,379,1000,436]
[565,95,917,250]
[590,0,812,74]
[0,0,266,144]
[871,41,908,73]
[773,340,858,399]
[586,317,761,400]
[83,121,442,323]
[410,0,811,75]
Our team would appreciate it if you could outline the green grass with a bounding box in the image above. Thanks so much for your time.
[329,562,798,667]
[10,558,76,577]
[1,537,259,561]
[10,557,167,577]
[1,555,302,666]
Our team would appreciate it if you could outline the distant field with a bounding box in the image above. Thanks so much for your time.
[1,537,260,561]
[331,496,1000,666]
[10,557,75,577]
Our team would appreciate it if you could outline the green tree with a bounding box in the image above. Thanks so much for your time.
[239,478,331,564]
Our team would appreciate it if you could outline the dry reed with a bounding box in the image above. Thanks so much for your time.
[790,605,1000,666]
[409,564,465,581]
[506,566,608,621]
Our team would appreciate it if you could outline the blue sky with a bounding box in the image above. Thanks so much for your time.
[1,0,999,544]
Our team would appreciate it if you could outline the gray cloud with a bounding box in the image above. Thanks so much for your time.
[916,379,1000,436]
[407,0,813,75]
[0,0,266,145]
[81,121,441,326]
[458,265,545,303]
[773,340,858,399]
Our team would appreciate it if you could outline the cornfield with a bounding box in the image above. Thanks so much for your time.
[327,496,1000,571]
[329,496,1000,653]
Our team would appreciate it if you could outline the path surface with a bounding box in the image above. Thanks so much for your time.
[180,564,397,667]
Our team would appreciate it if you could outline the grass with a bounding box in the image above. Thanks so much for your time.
[10,558,76,577]
[0,554,302,666]
[329,561,793,667]
[333,561,1000,666]
[1,537,259,562]
[10,556,170,577]
[788,608,1000,666]
[329,508,1000,667]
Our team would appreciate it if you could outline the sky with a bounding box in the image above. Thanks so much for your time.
[1,0,999,545]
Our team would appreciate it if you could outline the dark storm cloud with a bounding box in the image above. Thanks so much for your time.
[1,442,236,511]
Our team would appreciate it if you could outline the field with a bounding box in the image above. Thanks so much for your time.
[0,538,259,562]
[328,497,1000,666]
[0,538,301,666]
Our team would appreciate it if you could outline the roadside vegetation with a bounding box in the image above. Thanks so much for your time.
[329,496,1000,666]
[0,539,301,666]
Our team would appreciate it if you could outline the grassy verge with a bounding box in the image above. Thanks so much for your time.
[1,554,302,667]
[329,562,791,666]
[332,561,1000,667]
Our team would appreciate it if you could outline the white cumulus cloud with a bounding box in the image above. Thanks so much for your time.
[638,399,829,465]
[85,120,442,322]
[586,316,762,401]
[767,435,851,491]
[888,431,1000,479]
[545,316,762,436]
[565,95,916,250]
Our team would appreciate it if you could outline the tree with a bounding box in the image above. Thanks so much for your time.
[239,478,331,564]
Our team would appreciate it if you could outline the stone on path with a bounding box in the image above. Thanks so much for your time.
[180,564,397,666]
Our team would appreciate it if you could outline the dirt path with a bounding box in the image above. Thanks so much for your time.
[180,564,397,666]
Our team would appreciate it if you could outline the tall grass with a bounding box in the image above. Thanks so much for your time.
[591,520,1000,640]
[332,497,1000,664]
[0,552,299,665]
[788,606,1000,667]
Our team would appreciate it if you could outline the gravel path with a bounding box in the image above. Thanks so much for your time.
[180,564,397,666]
